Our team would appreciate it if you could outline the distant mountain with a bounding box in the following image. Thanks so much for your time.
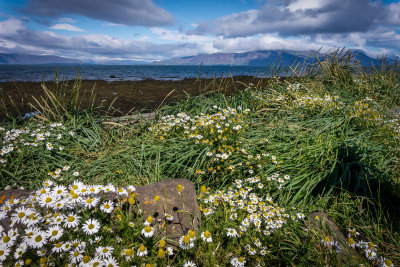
[152,50,380,66]
[0,53,84,64]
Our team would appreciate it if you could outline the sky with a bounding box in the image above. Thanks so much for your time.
[0,0,399,63]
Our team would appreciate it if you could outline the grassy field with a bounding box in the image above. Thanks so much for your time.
[0,50,400,266]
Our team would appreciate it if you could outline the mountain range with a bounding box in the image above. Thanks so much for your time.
[0,50,388,66]
[0,53,83,64]
[152,50,381,66]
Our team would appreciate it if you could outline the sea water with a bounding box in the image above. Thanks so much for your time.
[0,65,281,82]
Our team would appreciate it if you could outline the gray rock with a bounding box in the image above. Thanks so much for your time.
[135,179,201,246]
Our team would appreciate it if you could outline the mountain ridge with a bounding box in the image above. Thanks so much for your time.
[152,49,380,66]
[0,53,84,65]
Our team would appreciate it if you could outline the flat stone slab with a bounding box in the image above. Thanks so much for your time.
[135,179,201,246]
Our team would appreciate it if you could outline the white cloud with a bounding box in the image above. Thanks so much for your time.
[50,23,84,32]
[0,18,25,35]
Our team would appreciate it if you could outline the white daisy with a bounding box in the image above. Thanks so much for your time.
[137,245,148,257]
[28,231,47,249]
[183,261,197,267]
[53,185,67,196]
[165,213,174,221]
[69,249,83,264]
[166,246,174,256]
[100,201,114,213]
[82,219,100,235]
[141,226,155,238]
[89,257,104,267]
[52,242,64,253]
[63,213,81,228]
[201,231,212,243]
[82,197,99,209]
[1,229,18,248]
[103,257,119,267]
[230,257,246,267]
[179,235,194,250]
[46,225,63,241]
[0,245,10,261]
[39,193,59,208]
[62,242,72,252]
[227,228,238,237]
[13,244,27,259]
[103,184,116,193]
[96,246,114,259]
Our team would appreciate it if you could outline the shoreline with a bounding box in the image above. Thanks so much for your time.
[0,76,277,119]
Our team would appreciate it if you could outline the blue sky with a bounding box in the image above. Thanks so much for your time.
[0,0,399,62]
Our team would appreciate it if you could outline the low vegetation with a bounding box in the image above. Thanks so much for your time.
[0,49,399,266]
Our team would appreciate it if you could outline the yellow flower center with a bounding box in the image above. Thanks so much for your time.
[145,226,152,233]
[73,251,79,257]
[3,236,10,243]
[88,224,94,229]
[189,230,195,238]
[139,246,146,252]
[177,184,183,192]
[159,240,166,248]
[35,235,42,242]
[146,216,153,224]
[204,231,211,238]
[68,216,75,222]
[52,230,58,236]
[104,204,110,209]
[87,198,93,203]
[83,256,90,263]
[157,248,165,258]
[72,185,78,190]
[45,197,52,203]
[57,190,62,194]
[56,243,62,248]
[183,235,190,244]
[18,212,25,218]
[385,260,392,266]
[154,195,160,202]
[103,248,108,253]
[238,257,244,263]
[0,250,4,256]
[200,186,207,193]
[126,249,133,257]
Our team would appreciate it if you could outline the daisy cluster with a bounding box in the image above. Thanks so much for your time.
[0,178,135,266]
[0,122,74,168]
[150,107,303,266]
[150,105,248,143]
[251,83,345,114]
[349,98,380,122]
[321,227,394,267]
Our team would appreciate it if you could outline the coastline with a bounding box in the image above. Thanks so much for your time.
[0,76,273,119]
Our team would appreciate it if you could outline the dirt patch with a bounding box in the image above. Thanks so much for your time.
[0,76,274,120]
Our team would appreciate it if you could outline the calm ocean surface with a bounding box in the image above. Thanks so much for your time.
[0,65,278,82]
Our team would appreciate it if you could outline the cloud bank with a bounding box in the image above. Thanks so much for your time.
[22,0,174,26]
[190,0,398,37]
